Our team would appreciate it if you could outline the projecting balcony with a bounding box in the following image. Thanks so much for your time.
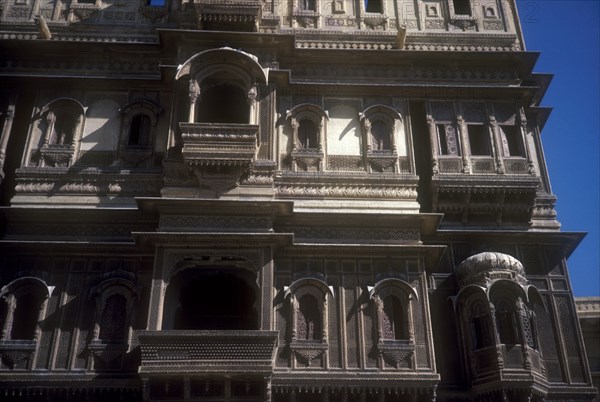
[193,0,262,31]
[179,122,259,169]
[136,330,278,375]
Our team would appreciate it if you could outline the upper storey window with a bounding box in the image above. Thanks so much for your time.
[370,120,392,151]
[297,118,319,149]
[197,83,250,124]
[297,294,322,340]
[128,114,151,147]
[365,0,383,13]
[453,0,472,16]
[301,0,316,11]
[382,295,408,340]
[463,104,491,156]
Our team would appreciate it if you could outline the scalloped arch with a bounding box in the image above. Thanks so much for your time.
[360,104,402,121]
[368,277,418,301]
[39,97,85,116]
[175,47,268,84]
[284,277,334,298]
[286,103,330,121]
[0,276,54,300]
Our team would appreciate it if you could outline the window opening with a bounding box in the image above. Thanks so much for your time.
[437,124,460,155]
[382,296,406,340]
[499,125,523,157]
[365,0,382,13]
[495,300,521,345]
[99,294,127,342]
[453,0,472,16]
[467,124,491,156]
[147,0,166,5]
[11,293,40,340]
[370,120,391,151]
[301,0,316,11]
[169,269,258,331]
[470,303,492,349]
[297,294,322,340]
[128,114,151,147]
[52,113,76,145]
[197,84,249,124]
[298,119,318,149]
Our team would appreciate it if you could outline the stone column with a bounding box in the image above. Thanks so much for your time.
[426,114,440,174]
[0,97,16,181]
[519,108,536,174]
[248,84,258,124]
[489,116,505,174]
[188,79,200,123]
[456,115,471,173]
[0,295,16,340]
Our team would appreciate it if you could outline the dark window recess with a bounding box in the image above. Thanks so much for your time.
[437,124,460,156]
[297,294,322,340]
[298,119,318,149]
[191,380,224,398]
[382,296,407,340]
[128,114,151,147]
[496,301,521,345]
[11,293,40,340]
[147,0,166,6]
[471,303,493,350]
[500,125,523,157]
[453,0,472,16]
[232,381,263,397]
[99,294,127,342]
[52,113,76,145]
[301,0,316,11]
[365,0,383,13]
[172,270,258,331]
[468,125,491,156]
[197,84,249,124]
[370,120,391,151]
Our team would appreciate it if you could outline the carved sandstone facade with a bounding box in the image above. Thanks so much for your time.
[0,1,595,401]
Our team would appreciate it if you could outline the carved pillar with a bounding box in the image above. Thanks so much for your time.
[0,295,16,340]
[515,298,531,369]
[456,115,471,173]
[43,111,56,147]
[0,97,16,180]
[373,294,383,342]
[406,296,416,343]
[489,116,505,174]
[183,376,191,399]
[290,389,297,402]
[290,117,299,172]
[248,84,258,124]
[489,302,504,369]
[426,114,440,174]
[519,108,536,174]
[188,79,200,123]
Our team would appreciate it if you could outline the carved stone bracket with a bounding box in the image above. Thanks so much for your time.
[291,149,323,172]
[39,145,74,168]
[367,151,398,172]
[290,341,327,367]
[377,341,415,369]
[88,340,126,365]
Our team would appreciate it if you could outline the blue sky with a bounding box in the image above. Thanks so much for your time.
[517,0,600,296]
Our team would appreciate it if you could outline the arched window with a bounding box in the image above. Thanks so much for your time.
[297,294,322,340]
[370,120,392,151]
[197,83,250,124]
[297,119,318,149]
[495,299,521,345]
[51,112,77,145]
[382,295,407,340]
[98,294,127,342]
[470,301,492,350]
[128,114,151,147]
[11,293,42,340]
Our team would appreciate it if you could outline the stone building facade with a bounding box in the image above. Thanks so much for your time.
[0,1,596,401]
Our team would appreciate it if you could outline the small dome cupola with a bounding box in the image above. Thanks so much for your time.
[456,251,526,288]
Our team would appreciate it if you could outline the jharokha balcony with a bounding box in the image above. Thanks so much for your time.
[136,330,278,376]
[179,122,259,169]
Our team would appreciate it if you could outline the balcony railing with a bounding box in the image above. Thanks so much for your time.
[137,330,278,375]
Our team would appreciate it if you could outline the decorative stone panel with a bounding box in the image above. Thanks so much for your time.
[137,330,278,375]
